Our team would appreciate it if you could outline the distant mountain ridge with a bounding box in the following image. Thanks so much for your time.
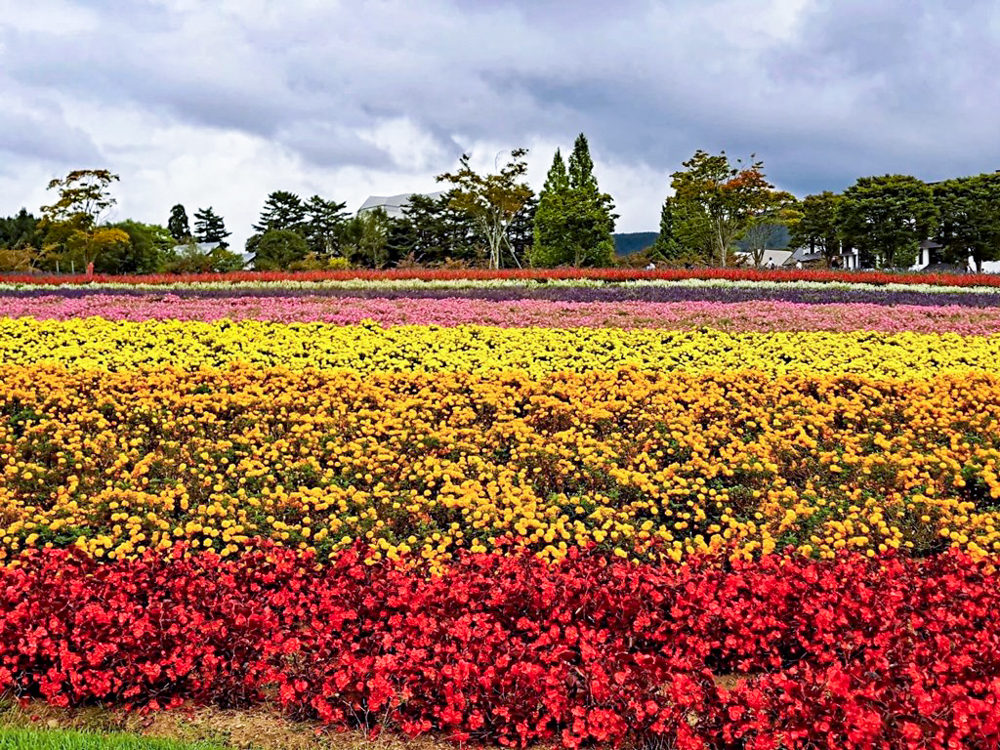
[613,226,793,258]
[613,232,658,257]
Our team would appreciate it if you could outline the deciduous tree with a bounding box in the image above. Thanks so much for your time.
[933,173,1000,273]
[837,175,937,268]
[669,151,775,267]
[250,229,310,271]
[437,149,534,269]
[102,221,174,274]
[39,169,127,268]
[740,191,801,267]
[790,191,842,266]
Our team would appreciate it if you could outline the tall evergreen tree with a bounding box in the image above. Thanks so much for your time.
[193,207,231,249]
[303,195,349,259]
[651,197,683,261]
[566,134,617,267]
[531,149,573,267]
[253,191,307,234]
[167,204,191,243]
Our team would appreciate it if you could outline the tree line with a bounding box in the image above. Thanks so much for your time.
[651,153,1000,272]
[2,141,999,274]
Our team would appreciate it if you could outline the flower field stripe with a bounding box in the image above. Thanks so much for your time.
[6,276,1000,296]
[2,545,999,748]
[11,282,1000,308]
[3,265,1000,287]
[3,365,1000,562]
[6,295,1000,334]
[0,318,998,377]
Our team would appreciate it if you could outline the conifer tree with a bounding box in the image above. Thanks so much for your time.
[531,136,618,267]
[253,191,307,234]
[193,207,231,249]
[651,196,683,261]
[167,204,191,243]
[531,149,573,267]
[566,133,617,267]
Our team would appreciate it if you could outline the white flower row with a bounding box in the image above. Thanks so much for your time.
[0,276,998,294]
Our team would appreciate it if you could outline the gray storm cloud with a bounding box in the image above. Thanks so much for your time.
[1,0,998,236]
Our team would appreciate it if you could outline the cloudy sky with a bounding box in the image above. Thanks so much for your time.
[2,0,999,248]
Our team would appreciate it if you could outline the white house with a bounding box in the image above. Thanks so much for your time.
[804,239,1000,274]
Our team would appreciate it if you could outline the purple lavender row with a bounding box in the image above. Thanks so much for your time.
[4,285,1000,308]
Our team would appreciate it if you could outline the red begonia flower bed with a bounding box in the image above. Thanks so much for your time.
[2,545,998,749]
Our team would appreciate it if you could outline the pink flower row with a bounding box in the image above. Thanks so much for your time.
[4,294,1000,334]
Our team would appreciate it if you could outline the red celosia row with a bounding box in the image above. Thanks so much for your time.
[2,545,999,749]
[1,266,997,287]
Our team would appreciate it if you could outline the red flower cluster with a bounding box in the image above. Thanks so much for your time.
[1,266,998,287]
[2,546,999,749]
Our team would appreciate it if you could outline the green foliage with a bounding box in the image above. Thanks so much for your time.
[253,190,306,234]
[531,136,617,268]
[651,197,688,262]
[38,169,125,268]
[933,172,1000,272]
[302,195,349,259]
[790,191,842,265]
[386,192,482,265]
[0,209,40,249]
[0,209,43,272]
[0,727,226,749]
[100,221,174,274]
[162,240,244,274]
[167,204,190,243]
[192,207,231,249]
[739,191,801,267]
[249,228,310,271]
[566,134,617,267]
[341,208,392,268]
[436,148,534,269]
[40,170,119,230]
[531,149,573,267]
[669,150,775,267]
[244,193,349,269]
[668,193,715,265]
[837,175,937,268]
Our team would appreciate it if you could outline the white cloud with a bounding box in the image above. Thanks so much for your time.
[1,0,999,248]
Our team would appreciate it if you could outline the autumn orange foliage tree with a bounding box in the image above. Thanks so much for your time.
[669,150,777,267]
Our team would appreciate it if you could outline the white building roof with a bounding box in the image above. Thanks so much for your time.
[170,242,222,254]
[357,191,448,218]
[736,248,794,268]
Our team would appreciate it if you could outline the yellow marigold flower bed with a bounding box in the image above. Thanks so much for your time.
[0,317,997,377]
[3,364,1000,563]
